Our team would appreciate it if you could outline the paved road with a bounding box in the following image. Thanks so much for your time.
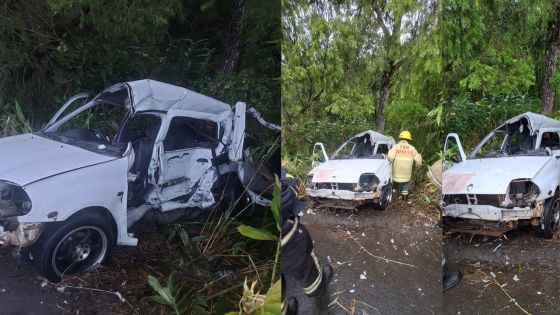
[0,248,69,315]
[443,230,560,314]
[285,199,442,314]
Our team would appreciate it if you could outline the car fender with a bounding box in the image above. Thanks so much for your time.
[532,156,560,200]
[18,157,136,246]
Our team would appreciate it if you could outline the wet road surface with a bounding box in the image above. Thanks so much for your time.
[285,198,442,314]
[0,248,67,315]
[443,229,560,314]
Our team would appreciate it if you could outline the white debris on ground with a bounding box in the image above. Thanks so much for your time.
[360,271,367,280]
[513,274,520,282]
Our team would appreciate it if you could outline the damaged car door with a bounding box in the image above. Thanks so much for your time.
[155,112,222,210]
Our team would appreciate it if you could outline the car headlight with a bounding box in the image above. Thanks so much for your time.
[0,181,32,218]
[507,179,540,206]
[357,173,380,191]
[304,174,314,188]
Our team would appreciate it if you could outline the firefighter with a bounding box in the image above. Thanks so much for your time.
[387,130,422,200]
[281,168,333,315]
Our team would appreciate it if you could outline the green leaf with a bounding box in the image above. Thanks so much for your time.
[263,280,281,305]
[271,177,281,229]
[179,228,191,248]
[148,275,176,306]
[237,225,278,241]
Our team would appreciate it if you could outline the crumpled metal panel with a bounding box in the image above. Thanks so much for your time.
[125,80,231,121]
[502,112,560,134]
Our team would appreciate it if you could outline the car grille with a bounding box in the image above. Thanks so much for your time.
[444,194,505,207]
[316,183,355,191]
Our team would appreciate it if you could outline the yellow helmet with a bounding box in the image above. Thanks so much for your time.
[399,130,412,141]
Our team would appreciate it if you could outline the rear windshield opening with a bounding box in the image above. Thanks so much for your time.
[332,134,389,159]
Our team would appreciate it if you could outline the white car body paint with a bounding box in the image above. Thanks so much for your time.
[0,79,279,248]
[443,112,560,224]
[305,130,395,208]
[0,134,114,186]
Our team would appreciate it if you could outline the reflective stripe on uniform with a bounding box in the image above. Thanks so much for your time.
[303,250,323,295]
[281,217,299,246]
[388,140,422,183]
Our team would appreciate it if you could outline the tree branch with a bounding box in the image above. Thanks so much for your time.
[373,5,390,38]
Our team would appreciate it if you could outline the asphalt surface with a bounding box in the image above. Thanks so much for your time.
[285,198,442,314]
[443,229,560,314]
[0,248,69,315]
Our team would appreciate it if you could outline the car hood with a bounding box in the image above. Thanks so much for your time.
[442,156,551,195]
[309,159,387,183]
[0,133,116,186]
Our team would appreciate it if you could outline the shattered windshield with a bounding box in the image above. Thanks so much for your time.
[472,118,546,158]
[332,135,388,159]
[57,101,127,142]
[41,86,131,154]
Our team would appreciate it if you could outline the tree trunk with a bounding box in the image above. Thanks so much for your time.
[541,4,560,114]
[220,0,246,74]
[375,60,395,133]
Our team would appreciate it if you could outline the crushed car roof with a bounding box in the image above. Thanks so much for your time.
[351,130,395,143]
[122,79,231,118]
[502,112,560,133]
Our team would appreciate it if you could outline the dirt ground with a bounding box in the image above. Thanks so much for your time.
[443,229,560,315]
[0,246,131,315]
[0,223,168,314]
[285,192,443,314]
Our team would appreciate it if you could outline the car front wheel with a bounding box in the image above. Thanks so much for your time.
[536,192,560,239]
[32,212,115,282]
[377,182,393,211]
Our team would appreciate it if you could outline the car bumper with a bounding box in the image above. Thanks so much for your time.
[305,188,380,200]
[0,222,44,247]
[442,202,543,222]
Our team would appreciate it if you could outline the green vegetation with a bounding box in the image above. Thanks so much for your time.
[282,0,442,177]
[0,1,280,314]
[0,0,280,127]
[442,0,560,150]
[283,0,560,172]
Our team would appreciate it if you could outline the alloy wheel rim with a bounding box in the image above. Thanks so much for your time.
[51,226,108,277]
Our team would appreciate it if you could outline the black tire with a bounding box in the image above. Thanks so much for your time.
[31,211,116,282]
[377,182,393,211]
[536,192,560,239]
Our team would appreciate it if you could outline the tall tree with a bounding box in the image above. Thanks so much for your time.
[220,0,246,73]
[541,2,560,114]
[371,2,403,133]
[366,0,436,133]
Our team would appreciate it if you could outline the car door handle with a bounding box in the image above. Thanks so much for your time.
[197,158,209,163]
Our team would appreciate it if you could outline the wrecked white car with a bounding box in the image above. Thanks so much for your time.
[0,79,279,281]
[443,112,560,238]
[304,131,395,210]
